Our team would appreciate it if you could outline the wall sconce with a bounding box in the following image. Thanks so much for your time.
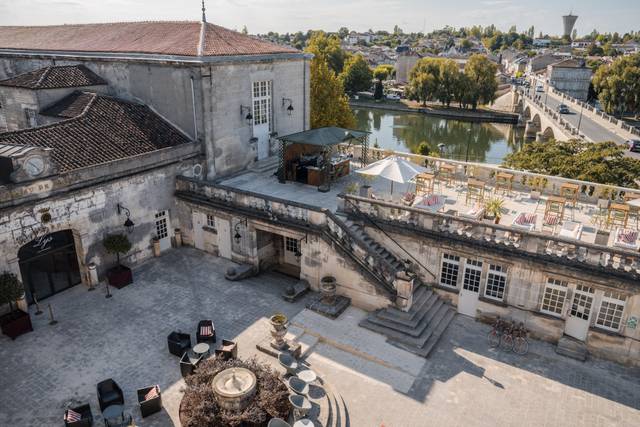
[117,203,135,233]
[234,217,248,244]
[282,98,294,116]
[240,105,253,125]
[294,234,308,259]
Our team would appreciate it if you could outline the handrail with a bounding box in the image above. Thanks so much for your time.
[341,196,437,281]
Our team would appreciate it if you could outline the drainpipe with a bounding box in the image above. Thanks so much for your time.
[303,58,307,130]
[190,76,198,141]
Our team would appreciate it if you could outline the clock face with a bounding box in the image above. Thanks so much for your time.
[24,155,46,177]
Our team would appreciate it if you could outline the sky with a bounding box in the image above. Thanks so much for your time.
[0,0,638,36]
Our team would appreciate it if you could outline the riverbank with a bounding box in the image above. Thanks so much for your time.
[350,99,519,124]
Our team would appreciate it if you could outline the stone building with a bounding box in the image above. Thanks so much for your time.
[0,20,309,309]
[547,58,592,101]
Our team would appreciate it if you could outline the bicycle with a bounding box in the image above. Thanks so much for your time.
[499,320,515,352]
[487,316,506,348]
[512,322,529,355]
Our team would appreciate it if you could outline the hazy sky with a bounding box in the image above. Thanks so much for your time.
[0,0,638,36]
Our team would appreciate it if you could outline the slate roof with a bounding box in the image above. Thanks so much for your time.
[0,92,191,172]
[0,65,106,89]
[0,22,299,57]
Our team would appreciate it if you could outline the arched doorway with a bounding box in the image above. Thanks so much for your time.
[18,230,81,304]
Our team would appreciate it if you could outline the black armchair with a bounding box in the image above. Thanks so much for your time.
[64,403,93,427]
[97,379,124,412]
[167,331,191,357]
[215,339,238,361]
[180,352,203,377]
[196,320,216,344]
[137,384,162,418]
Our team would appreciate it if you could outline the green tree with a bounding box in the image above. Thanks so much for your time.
[460,38,472,50]
[338,27,350,39]
[0,271,24,313]
[373,64,394,81]
[305,31,348,74]
[309,56,355,128]
[373,80,384,100]
[593,53,640,117]
[464,54,498,109]
[405,57,442,106]
[103,234,132,266]
[437,59,459,107]
[241,25,248,35]
[503,140,640,188]
[587,42,604,56]
[341,54,373,95]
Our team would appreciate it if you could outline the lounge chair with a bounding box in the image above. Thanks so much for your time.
[137,385,162,418]
[97,379,124,412]
[511,212,537,232]
[460,204,484,221]
[64,403,93,427]
[614,228,639,250]
[196,320,216,344]
[412,194,445,212]
[558,220,583,240]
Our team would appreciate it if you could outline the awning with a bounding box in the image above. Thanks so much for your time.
[277,126,370,146]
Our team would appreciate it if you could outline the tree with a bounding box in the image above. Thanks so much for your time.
[374,80,384,100]
[593,53,640,117]
[0,272,24,313]
[305,31,348,74]
[338,27,350,39]
[460,38,472,50]
[587,42,604,56]
[103,233,132,266]
[341,54,373,95]
[309,56,355,128]
[502,140,640,188]
[437,59,459,107]
[373,64,394,81]
[241,25,248,35]
[464,54,498,109]
[405,58,442,106]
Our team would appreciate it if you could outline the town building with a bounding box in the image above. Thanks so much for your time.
[526,53,564,75]
[546,58,592,100]
[533,38,552,48]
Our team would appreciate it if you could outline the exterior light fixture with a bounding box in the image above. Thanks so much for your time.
[234,218,248,244]
[282,98,294,116]
[117,203,135,233]
[240,105,253,125]
[294,234,308,259]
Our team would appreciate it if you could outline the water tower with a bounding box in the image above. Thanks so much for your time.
[562,13,578,38]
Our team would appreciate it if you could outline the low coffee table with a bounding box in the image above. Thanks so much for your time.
[102,404,124,424]
[193,342,210,357]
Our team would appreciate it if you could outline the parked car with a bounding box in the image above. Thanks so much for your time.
[386,93,401,100]
[556,104,570,114]
[535,84,545,93]
[628,140,640,153]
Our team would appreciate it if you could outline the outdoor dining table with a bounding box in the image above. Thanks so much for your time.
[560,182,580,207]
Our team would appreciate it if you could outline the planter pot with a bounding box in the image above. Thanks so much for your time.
[320,276,337,305]
[0,309,33,340]
[152,239,161,257]
[359,185,372,198]
[106,265,133,289]
[174,229,182,247]
[269,314,288,349]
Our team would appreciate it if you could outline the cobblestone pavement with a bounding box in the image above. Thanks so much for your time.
[1,248,639,427]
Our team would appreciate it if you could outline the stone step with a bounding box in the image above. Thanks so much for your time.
[395,308,456,358]
[375,292,439,330]
[366,294,441,335]
[380,286,431,320]
[555,335,588,361]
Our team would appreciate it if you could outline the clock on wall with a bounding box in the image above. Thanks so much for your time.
[0,146,56,183]
[24,154,46,177]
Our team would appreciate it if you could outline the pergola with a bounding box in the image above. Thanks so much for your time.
[276,126,370,191]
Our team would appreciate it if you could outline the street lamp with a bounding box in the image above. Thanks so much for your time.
[233,218,248,244]
[116,203,135,233]
[577,102,584,135]
[240,105,253,125]
[294,234,308,259]
[282,98,294,116]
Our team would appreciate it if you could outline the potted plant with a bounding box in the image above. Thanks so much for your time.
[0,271,32,339]
[103,233,133,289]
[269,313,288,349]
[485,198,505,224]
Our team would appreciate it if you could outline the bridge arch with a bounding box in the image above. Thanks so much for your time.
[523,105,531,121]
[542,126,555,141]
[531,113,542,129]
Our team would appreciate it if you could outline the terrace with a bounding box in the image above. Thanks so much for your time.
[219,147,640,277]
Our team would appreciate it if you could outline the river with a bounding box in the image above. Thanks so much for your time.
[353,107,525,165]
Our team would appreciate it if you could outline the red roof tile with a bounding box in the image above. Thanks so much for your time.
[0,22,299,57]
[0,65,106,89]
[0,91,191,172]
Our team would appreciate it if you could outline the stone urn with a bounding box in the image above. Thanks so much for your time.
[320,276,337,305]
[269,313,288,350]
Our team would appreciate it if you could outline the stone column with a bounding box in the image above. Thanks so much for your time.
[393,271,415,312]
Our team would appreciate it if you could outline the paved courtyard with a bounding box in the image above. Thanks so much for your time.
[1,248,639,426]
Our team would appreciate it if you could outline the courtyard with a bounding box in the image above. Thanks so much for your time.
[1,247,639,427]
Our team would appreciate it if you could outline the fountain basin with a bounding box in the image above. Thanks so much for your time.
[212,367,257,411]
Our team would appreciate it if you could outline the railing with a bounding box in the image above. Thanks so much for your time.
[175,176,398,296]
[340,145,640,204]
[341,193,640,277]
[518,88,584,140]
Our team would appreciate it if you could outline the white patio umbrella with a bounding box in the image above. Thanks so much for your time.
[356,155,428,194]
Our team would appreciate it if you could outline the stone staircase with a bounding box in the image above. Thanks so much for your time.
[250,156,279,174]
[359,285,456,358]
[555,335,588,361]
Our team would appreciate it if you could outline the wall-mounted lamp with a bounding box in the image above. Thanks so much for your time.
[240,105,253,125]
[294,234,308,259]
[282,98,294,116]
[117,203,135,233]
[234,217,248,244]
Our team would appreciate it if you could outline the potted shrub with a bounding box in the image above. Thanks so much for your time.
[0,271,32,339]
[485,198,505,224]
[103,233,133,289]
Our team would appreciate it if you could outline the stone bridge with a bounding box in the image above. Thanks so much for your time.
[512,90,580,142]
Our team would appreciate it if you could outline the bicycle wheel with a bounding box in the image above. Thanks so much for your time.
[500,334,514,351]
[513,337,529,355]
[488,330,500,348]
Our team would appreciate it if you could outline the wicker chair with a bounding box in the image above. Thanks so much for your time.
[97,379,124,412]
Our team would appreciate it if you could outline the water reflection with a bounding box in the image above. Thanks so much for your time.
[354,108,525,164]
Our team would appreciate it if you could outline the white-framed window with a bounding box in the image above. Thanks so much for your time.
[24,108,37,127]
[569,284,594,320]
[155,210,168,239]
[484,264,507,301]
[285,236,299,254]
[439,253,460,288]
[462,259,483,292]
[206,214,216,229]
[540,278,568,317]
[596,291,626,332]
[252,81,272,127]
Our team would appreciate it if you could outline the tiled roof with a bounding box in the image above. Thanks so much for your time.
[40,91,95,118]
[0,65,106,89]
[0,92,191,172]
[550,58,586,68]
[0,22,299,57]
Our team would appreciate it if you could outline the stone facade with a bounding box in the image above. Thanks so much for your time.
[547,61,592,101]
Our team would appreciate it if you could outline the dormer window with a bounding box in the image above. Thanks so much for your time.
[24,108,37,128]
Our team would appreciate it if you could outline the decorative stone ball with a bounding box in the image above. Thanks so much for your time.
[286,284,295,296]
[226,267,236,276]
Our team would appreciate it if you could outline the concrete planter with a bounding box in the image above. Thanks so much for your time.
[152,239,161,257]
[174,229,182,247]
[0,309,33,340]
[269,314,288,349]
[320,276,337,304]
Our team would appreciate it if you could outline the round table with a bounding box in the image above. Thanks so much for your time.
[193,342,210,356]
[293,419,313,427]
[297,369,317,384]
[102,404,124,422]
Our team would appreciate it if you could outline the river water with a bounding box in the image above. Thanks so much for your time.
[353,108,525,165]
